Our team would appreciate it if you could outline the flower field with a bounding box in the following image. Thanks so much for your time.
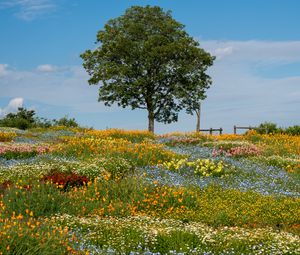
[0,127,299,254]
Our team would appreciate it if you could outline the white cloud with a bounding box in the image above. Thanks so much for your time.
[0,97,24,118]
[194,40,300,132]
[214,47,233,60]
[0,0,56,20]
[0,64,9,77]
[36,64,57,72]
[0,65,104,113]
[202,40,300,65]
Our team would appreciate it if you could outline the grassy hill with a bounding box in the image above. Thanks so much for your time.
[0,127,299,254]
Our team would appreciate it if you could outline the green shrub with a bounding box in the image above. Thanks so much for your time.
[255,122,300,136]
[256,122,279,134]
[53,116,79,128]
[0,108,35,130]
[285,125,300,136]
[0,107,80,129]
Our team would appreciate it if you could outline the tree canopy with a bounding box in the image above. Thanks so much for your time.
[81,5,214,132]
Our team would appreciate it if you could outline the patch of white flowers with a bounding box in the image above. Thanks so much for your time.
[53,214,300,255]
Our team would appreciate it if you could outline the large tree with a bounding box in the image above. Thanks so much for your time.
[81,5,214,132]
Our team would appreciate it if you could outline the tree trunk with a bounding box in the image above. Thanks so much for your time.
[148,111,155,133]
[195,103,201,132]
[196,111,200,132]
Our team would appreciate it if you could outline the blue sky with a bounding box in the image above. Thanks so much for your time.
[0,0,300,133]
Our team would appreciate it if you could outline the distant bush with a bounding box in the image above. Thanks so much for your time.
[0,107,80,129]
[53,116,79,128]
[256,122,300,135]
[285,125,300,136]
[34,117,53,128]
[256,122,279,134]
[0,107,35,130]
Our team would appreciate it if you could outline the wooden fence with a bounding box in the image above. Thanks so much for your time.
[200,128,223,135]
[198,126,258,135]
[233,125,257,134]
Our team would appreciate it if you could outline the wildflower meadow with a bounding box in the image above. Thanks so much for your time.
[0,127,299,254]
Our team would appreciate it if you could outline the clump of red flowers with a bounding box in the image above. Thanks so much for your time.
[41,172,89,190]
[0,180,13,192]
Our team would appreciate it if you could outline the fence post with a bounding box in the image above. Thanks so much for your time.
[234,125,236,134]
[220,128,223,135]
[209,128,213,135]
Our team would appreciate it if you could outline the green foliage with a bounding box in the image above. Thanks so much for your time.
[0,107,80,129]
[53,116,79,127]
[255,122,300,136]
[34,117,53,128]
[0,107,35,130]
[81,5,214,132]
[285,125,300,135]
[256,122,279,134]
